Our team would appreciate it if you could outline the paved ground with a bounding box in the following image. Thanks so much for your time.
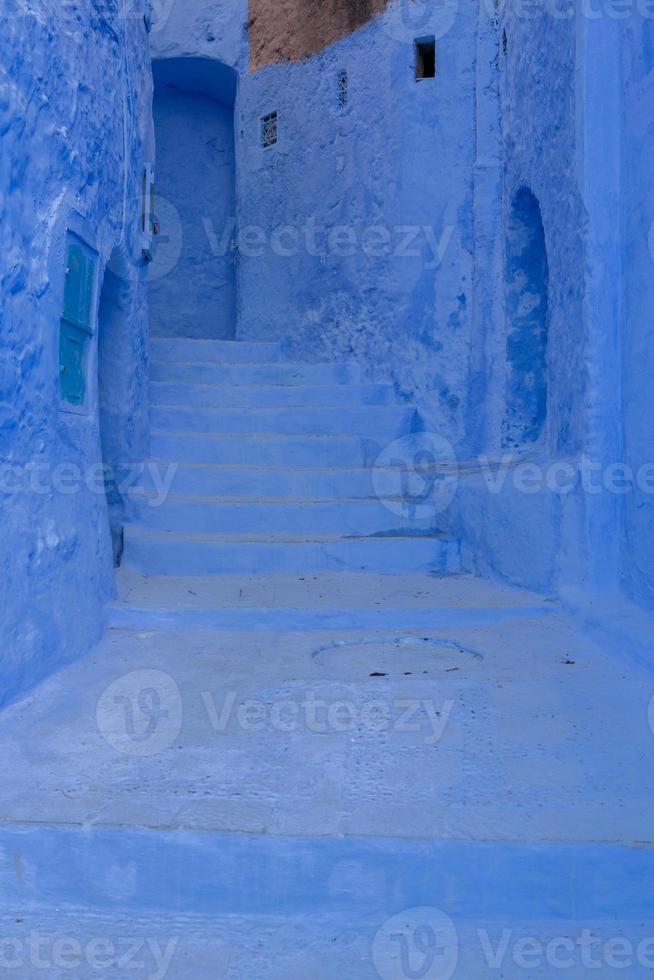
[3,573,653,842]
[1,906,654,978]
[1,574,653,977]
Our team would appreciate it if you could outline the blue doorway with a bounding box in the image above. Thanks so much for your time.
[150,58,238,340]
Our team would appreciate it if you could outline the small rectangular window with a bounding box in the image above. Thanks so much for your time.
[415,38,436,79]
[261,112,278,148]
[337,69,348,110]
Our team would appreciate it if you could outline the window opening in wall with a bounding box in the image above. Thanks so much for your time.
[261,111,278,148]
[59,232,97,407]
[337,69,349,109]
[415,38,436,79]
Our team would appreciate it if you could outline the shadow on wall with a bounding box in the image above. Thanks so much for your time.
[150,58,238,341]
[98,250,139,566]
[503,187,549,449]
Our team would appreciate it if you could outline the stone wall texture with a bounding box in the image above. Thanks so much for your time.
[248,0,389,71]
[620,17,654,608]
[0,0,152,705]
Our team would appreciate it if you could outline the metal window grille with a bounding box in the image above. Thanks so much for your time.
[261,112,278,148]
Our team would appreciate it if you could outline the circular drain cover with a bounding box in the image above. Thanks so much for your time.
[312,636,482,677]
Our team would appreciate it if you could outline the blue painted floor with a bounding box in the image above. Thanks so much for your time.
[2,341,654,977]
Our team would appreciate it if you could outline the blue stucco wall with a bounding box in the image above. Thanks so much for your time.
[0,0,152,704]
[498,6,586,459]
[456,3,586,592]
[151,2,466,596]
[149,0,247,68]
[152,0,476,442]
[236,5,477,444]
[458,4,654,608]
[149,60,237,339]
[621,17,654,609]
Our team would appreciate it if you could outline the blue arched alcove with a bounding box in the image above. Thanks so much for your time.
[503,187,549,448]
[150,57,238,340]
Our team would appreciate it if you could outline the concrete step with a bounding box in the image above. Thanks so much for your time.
[150,381,397,408]
[150,360,362,386]
[108,605,535,631]
[122,527,461,575]
[150,404,417,437]
[150,432,378,467]
[149,337,283,362]
[129,494,441,536]
[109,570,555,631]
[2,825,651,979]
[138,463,378,499]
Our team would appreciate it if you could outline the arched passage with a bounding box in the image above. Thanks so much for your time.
[150,57,238,340]
[503,187,549,448]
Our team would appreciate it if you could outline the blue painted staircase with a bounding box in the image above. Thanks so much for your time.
[6,338,653,977]
[120,338,461,580]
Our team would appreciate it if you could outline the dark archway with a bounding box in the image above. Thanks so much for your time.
[150,57,238,340]
[503,187,549,448]
[97,249,137,566]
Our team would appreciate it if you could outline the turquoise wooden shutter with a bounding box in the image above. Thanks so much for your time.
[60,237,96,405]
